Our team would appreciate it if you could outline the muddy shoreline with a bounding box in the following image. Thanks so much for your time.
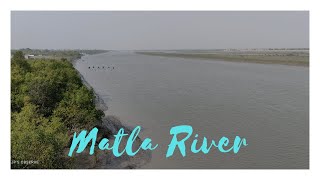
[68,55,151,169]
[137,51,309,67]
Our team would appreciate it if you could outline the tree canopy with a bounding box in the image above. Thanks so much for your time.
[11,51,104,168]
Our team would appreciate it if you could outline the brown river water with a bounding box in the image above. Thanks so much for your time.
[75,51,308,169]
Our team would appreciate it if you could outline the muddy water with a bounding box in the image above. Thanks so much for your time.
[75,51,308,169]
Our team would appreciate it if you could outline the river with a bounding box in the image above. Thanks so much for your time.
[75,51,308,169]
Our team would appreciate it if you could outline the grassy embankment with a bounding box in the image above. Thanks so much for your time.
[137,51,309,67]
[11,51,105,169]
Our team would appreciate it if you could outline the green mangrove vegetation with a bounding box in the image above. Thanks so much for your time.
[11,51,104,169]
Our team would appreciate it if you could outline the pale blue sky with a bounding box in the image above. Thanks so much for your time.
[11,11,309,50]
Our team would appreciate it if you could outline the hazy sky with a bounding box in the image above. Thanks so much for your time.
[11,11,309,50]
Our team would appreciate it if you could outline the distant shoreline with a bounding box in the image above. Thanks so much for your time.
[137,51,309,67]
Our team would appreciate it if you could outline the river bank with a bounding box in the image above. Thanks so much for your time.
[70,54,151,169]
[11,50,150,169]
[137,49,309,67]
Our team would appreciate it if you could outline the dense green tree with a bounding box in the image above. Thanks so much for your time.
[11,51,30,112]
[53,86,104,130]
[11,51,30,72]
[11,103,69,169]
[11,51,104,168]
